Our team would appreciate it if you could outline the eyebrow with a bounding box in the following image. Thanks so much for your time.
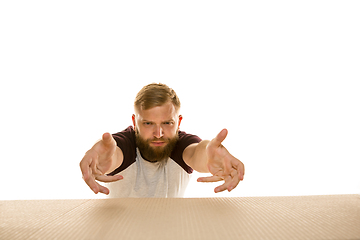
[142,119,175,123]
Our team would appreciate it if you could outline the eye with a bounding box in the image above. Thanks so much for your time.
[143,122,153,126]
[164,122,174,125]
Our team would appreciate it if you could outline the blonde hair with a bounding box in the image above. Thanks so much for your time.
[134,83,181,112]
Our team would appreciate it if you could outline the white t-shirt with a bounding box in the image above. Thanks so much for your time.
[107,126,202,198]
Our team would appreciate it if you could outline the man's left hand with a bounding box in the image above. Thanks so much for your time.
[197,129,245,193]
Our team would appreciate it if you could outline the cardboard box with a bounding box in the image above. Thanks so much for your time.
[1,195,359,239]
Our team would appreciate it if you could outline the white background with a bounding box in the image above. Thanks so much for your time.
[1,1,359,200]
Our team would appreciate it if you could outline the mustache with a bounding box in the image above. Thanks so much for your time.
[147,137,170,143]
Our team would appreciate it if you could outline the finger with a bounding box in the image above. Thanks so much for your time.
[227,169,240,191]
[231,158,245,181]
[82,172,100,194]
[214,184,227,193]
[89,157,103,176]
[197,175,223,183]
[98,184,110,195]
[96,174,123,183]
[80,156,100,193]
[102,132,115,146]
[211,128,228,147]
[223,155,233,176]
[214,175,232,193]
[241,163,245,180]
[80,154,92,180]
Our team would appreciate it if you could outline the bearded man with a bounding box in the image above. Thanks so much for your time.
[80,83,245,197]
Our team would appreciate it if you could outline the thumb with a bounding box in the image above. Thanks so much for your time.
[212,128,228,146]
[102,132,115,146]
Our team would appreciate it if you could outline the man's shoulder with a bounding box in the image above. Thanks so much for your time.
[171,131,202,174]
[112,126,136,144]
[113,126,135,137]
[177,130,202,145]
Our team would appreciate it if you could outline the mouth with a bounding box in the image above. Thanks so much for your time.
[150,141,166,147]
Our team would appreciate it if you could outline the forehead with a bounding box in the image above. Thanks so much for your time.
[136,102,178,121]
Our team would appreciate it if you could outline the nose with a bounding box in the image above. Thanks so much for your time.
[154,125,164,139]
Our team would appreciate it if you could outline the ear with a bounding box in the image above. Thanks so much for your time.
[132,114,136,129]
[178,115,183,128]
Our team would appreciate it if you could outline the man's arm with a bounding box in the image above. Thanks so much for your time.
[183,140,210,173]
[183,129,245,193]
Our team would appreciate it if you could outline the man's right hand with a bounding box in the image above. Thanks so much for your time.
[79,133,123,195]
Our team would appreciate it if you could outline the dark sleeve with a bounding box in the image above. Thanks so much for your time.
[170,131,202,174]
[107,126,137,176]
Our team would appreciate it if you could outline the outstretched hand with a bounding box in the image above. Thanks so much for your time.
[79,133,123,195]
[197,129,245,193]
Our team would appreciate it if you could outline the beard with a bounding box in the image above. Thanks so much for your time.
[135,129,179,162]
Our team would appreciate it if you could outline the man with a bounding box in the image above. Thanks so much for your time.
[80,83,245,197]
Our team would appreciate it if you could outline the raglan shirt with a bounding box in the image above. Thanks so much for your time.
[106,126,202,198]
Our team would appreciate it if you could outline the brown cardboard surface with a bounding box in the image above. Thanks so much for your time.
[1,195,359,240]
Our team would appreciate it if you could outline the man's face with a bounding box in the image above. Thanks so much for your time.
[133,102,182,162]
